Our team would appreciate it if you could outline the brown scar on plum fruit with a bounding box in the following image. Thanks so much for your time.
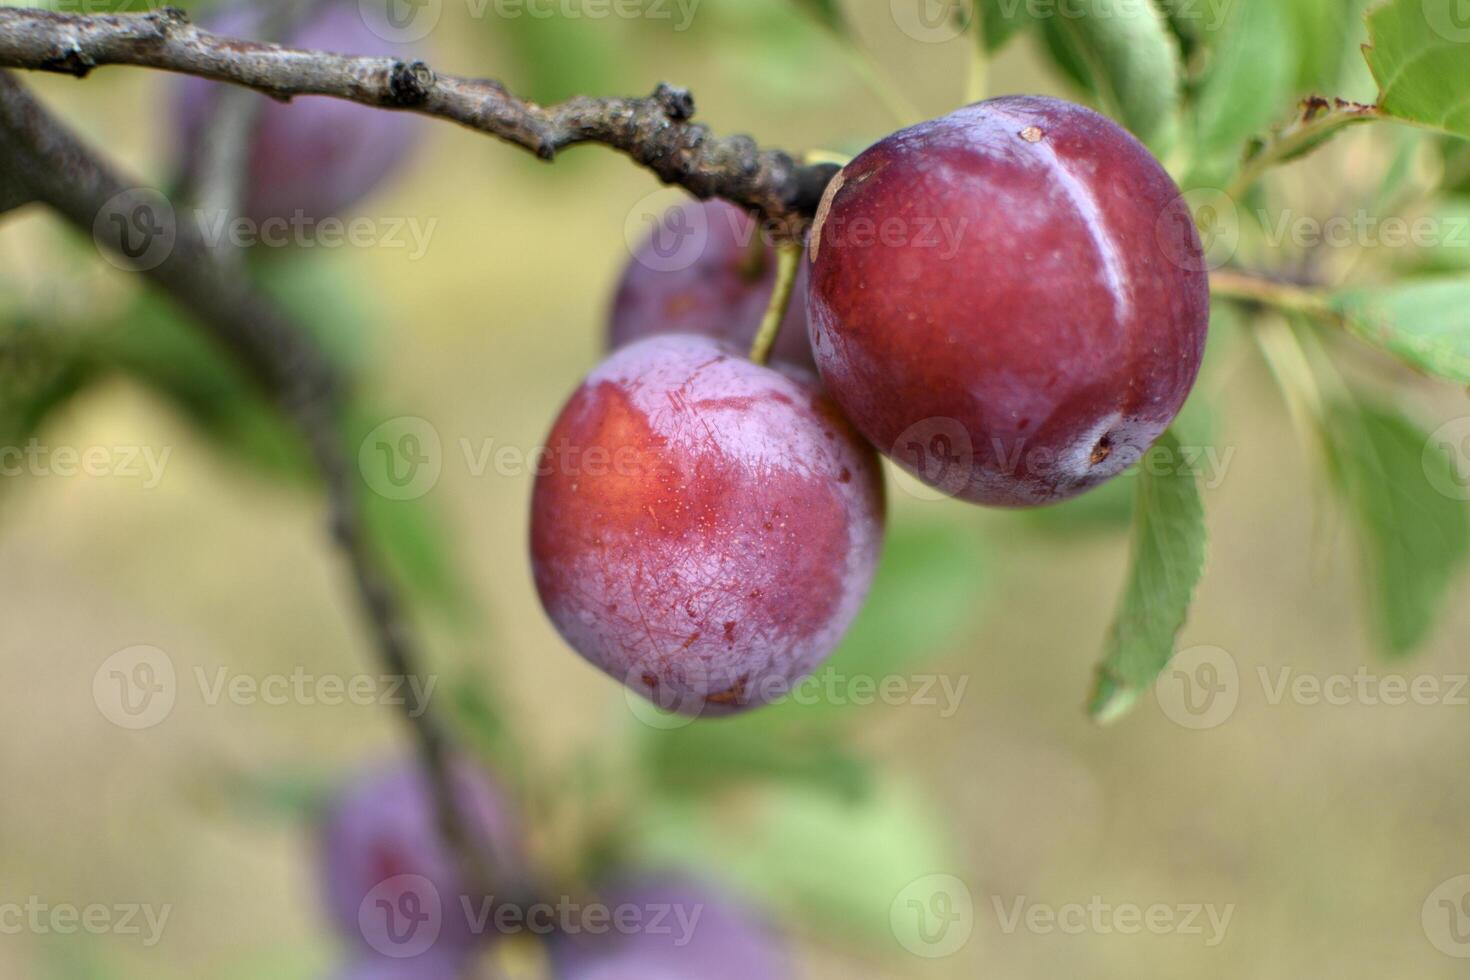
[704,676,750,706]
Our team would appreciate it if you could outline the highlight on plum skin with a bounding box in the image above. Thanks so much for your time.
[529,334,885,717]
[807,94,1210,508]
[609,200,816,370]
[173,2,419,226]
[317,759,520,959]
[550,873,790,980]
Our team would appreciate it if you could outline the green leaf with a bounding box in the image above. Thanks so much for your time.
[1331,279,1470,384]
[788,0,847,35]
[1088,429,1208,722]
[1039,0,1184,153]
[640,717,872,800]
[1192,0,1295,162]
[0,321,92,465]
[1364,0,1470,139]
[976,0,1033,50]
[1287,0,1376,95]
[493,9,633,107]
[827,519,983,678]
[1393,196,1470,273]
[632,779,955,941]
[94,293,309,476]
[1323,400,1470,656]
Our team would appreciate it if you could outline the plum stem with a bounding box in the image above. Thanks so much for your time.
[736,223,769,283]
[1226,98,1380,200]
[749,241,804,366]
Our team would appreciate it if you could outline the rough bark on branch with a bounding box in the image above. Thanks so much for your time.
[0,6,840,231]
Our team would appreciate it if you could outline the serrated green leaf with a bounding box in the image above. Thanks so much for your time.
[1192,0,1295,161]
[1364,0,1470,139]
[1089,429,1207,722]
[1323,400,1470,657]
[1331,279,1470,384]
[1286,0,1376,95]
[1039,0,1183,154]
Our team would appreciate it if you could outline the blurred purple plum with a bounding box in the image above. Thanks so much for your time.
[174,1,420,225]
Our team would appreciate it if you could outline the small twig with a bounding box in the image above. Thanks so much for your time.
[1228,97,1380,200]
[0,68,514,905]
[0,7,839,231]
[748,241,803,365]
[1209,267,1333,318]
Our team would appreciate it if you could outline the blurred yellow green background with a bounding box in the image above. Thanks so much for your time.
[2,0,1470,977]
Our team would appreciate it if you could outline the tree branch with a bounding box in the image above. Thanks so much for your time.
[0,6,840,231]
[0,67,515,906]
[0,154,35,214]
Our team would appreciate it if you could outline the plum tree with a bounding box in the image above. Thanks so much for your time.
[529,334,884,715]
[318,760,519,958]
[609,200,815,370]
[173,2,418,225]
[551,874,788,980]
[807,95,1209,507]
